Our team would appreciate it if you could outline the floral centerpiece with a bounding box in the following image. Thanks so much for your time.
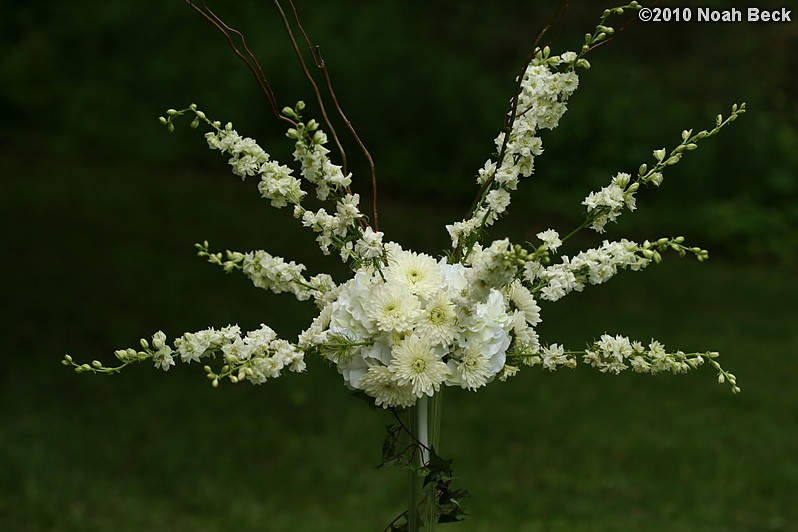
[65,1,741,529]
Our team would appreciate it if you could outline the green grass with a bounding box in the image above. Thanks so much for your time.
[2,155,796,531]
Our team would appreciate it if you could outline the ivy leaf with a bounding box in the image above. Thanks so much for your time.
[378,424,404,468]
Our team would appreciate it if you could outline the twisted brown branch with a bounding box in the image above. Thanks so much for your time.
[272,1,350,196]
[288,0,379,230]
[185,1,295,126]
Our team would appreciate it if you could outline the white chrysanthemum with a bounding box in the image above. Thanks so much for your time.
[509,310,540,355]
[385,250,443,299]
[507,281,541,325]
[366,283,421,333]
[359,365,416,408]
[450,347,493,391]
[389,335,448,398]
[416,291,458,346]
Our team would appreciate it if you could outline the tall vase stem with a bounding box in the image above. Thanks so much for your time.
[418,395,430,464]
[407,391,443,532]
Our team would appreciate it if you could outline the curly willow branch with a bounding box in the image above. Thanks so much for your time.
[184,1,295,127]
[288,0,380,231]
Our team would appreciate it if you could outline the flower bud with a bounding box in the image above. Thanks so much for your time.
[158,116,167,125]
[140,338,149,350]
[195,110,206,120]
[166,109,178,116]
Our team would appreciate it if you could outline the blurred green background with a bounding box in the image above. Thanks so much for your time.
[2,1,797,530]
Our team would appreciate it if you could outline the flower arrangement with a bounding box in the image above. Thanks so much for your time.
[65,1,742,529]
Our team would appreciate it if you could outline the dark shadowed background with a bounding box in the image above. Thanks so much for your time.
[2,1,797,530]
